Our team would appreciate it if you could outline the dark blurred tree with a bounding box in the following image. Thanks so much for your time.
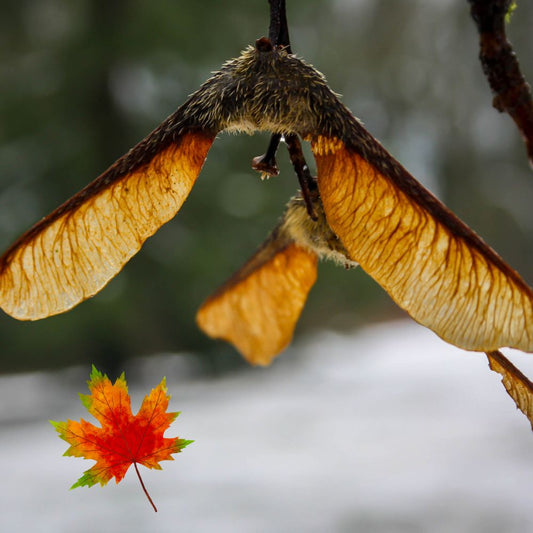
[0,0,532,374]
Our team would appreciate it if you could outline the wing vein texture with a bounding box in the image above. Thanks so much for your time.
[313,135,533,353]
[0,132,213,320]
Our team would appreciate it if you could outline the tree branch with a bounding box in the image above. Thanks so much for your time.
[468,0,533,168]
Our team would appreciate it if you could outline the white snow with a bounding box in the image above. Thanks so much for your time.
[1,320,532,532]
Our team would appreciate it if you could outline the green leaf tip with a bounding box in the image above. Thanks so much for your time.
[78,392,92,410]
[89,364,105,382]
[87,364,128,393]
[179,439,194,450]
[70,469,107,490]
[50,419,68,440]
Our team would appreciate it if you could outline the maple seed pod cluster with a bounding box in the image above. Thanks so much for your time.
[0,39,532,366]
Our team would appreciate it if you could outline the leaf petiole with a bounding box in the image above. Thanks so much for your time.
[133,462,157,512]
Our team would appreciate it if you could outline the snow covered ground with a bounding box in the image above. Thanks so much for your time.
[1,320,533,532]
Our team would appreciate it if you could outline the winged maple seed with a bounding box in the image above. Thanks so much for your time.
[50,366,192,512]
[197,190,357,365]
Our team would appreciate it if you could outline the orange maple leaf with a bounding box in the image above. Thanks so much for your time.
[51,365,192,511]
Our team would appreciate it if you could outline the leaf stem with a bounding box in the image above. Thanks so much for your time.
[133,462,158,512]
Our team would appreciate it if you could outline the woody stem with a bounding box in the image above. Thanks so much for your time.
[468,0,533,168]
[134,462,158,512]
[285,134,318,220]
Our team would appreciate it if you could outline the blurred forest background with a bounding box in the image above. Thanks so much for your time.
[0,0,532,375]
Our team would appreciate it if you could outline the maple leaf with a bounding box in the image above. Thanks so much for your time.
[51,365,192,511]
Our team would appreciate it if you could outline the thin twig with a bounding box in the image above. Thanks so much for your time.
[468,0,533,168]
[268,0,292,51]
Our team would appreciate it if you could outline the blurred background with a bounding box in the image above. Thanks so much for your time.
[1,1,533,531]
[1,0,532,374]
